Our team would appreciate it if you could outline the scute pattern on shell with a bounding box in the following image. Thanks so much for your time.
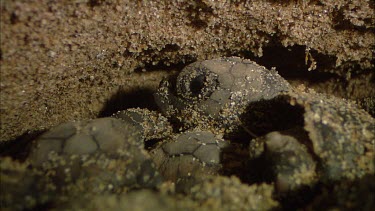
[287,89,375,181]
[113,108,173,141]
[151,131,228,182]
[154,57,291,132]
[2,57,374,210]
[28,117,162,194]
[153,58,374,198]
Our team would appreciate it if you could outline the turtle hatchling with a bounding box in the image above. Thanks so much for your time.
[28,117,163,194]
[154,57,291,133]
[6,57,373,210]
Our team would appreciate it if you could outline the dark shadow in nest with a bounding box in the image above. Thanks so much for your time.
[240,95,305,136]
[301,174,375,210]
[98,87,159,118]
[277,174,375,210]
[219,95,321,208]
[239,44,339,83]
[237,44,375,115]
[220,95,305,180]
[0,130,45,161]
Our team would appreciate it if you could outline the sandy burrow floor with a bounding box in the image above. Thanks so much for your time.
[1,0,374,142]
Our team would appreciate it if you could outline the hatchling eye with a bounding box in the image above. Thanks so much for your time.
[190,74,206,96]
[177,67,218,100]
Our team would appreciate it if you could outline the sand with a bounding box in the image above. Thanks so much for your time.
[1,0,374,142]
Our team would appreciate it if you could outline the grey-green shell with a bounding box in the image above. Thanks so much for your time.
[151,131,228,182]
[18,57,374,210]
[154,57,290,131]
[29,117,162,193]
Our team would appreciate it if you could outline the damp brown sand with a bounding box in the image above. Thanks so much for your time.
[1,0,374,142]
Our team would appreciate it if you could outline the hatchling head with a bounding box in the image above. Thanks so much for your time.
[154,57,290,132]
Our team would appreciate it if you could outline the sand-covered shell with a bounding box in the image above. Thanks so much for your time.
[0,157,54,210]
[29,117,162,194]
[247,88,374,193]
[249,128,317,193]
[150,130,228,184]
[113,108,173,141]
[286,89,374,181]
[154,57,290,132]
